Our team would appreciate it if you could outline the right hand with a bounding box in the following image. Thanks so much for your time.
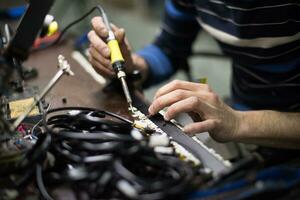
[88,16,134,78]
[148,80,242,142]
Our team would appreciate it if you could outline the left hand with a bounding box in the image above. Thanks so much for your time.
[148,80,242,142]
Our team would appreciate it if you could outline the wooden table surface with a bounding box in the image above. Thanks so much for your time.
[24,41,133,119]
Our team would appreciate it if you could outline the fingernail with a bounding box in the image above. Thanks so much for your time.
[183,127,188,132]
[148,106,153,115]
[164,114,170,121]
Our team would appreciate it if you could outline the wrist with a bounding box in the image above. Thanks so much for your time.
[234,110,271,143]
[233,111,251,142]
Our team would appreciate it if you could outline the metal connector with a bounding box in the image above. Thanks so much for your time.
[12,55,74,130]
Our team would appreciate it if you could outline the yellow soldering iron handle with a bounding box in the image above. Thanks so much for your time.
[107,39,124,64]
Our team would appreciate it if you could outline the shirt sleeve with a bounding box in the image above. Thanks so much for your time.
[136,0,200,87]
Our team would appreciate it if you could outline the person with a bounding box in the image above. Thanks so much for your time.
[88,0,300,149]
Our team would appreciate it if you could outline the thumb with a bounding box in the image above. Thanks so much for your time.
[183,119,217,135]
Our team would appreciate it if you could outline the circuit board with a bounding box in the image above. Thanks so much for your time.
[129,98,232,176]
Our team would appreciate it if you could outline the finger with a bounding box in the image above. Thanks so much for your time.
[87,30,110,58]
[116,28,132,57]
[110,24,134,66]
[91,16,109,38]
[183,119,217,135]
[149,89,210,115]
[148,89,191,115]
[89,46,112,70]
[164,96,201,120]
[111,24,126,43]
[123,37,132,53]
[89,56,115,78]
[112,26,133,65]
[154,80,211,100]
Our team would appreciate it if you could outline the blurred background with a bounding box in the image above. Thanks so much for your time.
[0,0,231,101]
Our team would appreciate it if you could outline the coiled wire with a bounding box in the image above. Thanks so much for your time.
[37,107,201,200]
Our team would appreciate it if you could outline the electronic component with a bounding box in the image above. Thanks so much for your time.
[131,94,232,176]
[130,106,202,166]
[131,106,169,136]
[3,87,45,125]
[9,97,40,118]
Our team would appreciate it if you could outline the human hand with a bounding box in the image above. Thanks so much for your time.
[88,16,134,78]
[148,80,242,142]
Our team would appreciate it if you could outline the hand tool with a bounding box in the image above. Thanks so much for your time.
[101,9,134,112]
[12,55,74,130]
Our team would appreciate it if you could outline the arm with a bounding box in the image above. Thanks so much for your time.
[237,111,300,149]
[137,0,200,86]
[88,0,200,85]
[148,80,300,149]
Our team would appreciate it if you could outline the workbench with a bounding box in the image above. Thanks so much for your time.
[23,38,231,173]
[25,41,132,118]
[4,39,300,200]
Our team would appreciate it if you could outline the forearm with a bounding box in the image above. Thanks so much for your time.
[236,110,300,149]
[133,0,200,87]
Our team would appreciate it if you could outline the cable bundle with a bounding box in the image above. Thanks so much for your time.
[37,107,202,200]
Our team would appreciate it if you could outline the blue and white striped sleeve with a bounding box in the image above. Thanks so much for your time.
[137,0,200,87]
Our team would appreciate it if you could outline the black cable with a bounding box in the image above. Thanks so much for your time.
[0,127,51,190]
[44,106,133,125]
[114,154,195,199]
[37,106,202,199]
[50,5,105,47]
[36,164,54,200]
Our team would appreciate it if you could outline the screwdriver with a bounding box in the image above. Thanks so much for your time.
[101,9,134,111]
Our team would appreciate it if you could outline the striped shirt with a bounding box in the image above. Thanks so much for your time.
[137,0,300,111]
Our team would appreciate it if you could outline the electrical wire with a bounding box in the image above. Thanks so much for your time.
[50,5,105,47]
[36,106,202,200]
[36,164,54,200]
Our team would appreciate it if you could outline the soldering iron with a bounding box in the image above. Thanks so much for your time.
[101,9,134,111]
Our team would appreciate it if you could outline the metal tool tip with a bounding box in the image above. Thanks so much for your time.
[129,104,134,112]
